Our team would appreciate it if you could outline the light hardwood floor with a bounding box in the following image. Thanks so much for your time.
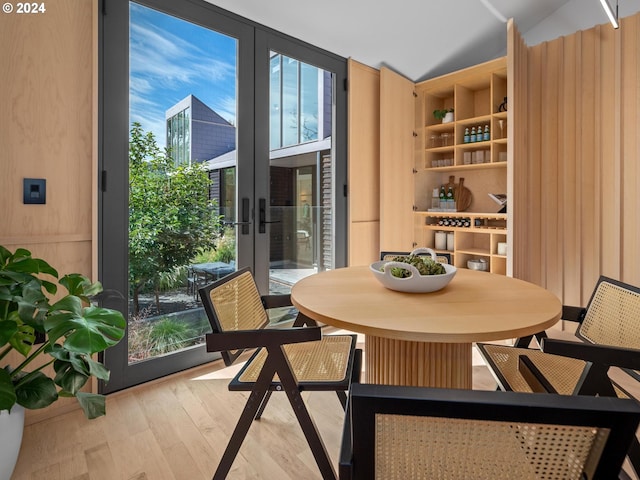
[11,332,639,480]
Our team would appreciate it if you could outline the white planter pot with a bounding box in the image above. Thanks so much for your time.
[0,405,24,480]
[442,112,454,123]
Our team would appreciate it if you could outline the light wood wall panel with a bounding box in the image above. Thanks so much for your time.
[508,19,528,279]
[620,14,640,285]
[379,67,415,251]
[0,0,97,424]
[517,12,640,306]
[348,60,381,265]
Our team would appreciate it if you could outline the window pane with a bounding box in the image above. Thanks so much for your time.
[127,3,238,365]
[282,56,299,147]
[184,106,190,163]
[300,63,318,142]
[270,54,281,149]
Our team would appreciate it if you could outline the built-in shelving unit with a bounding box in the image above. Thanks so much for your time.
[413,57,511,274]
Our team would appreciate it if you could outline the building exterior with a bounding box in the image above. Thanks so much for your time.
[165,94,235,166]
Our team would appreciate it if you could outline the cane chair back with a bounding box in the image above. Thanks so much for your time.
[340,384,640,480]
[205,268,269,365]
[577,278,640,349]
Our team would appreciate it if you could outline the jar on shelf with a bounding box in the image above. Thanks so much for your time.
[446,232,454,251]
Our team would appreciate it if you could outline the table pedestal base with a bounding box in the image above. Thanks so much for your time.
[365,336,472,389]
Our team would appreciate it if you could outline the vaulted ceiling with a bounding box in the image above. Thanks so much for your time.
[205,0,640,81]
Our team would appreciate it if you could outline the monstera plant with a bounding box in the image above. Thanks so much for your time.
[0,245,126,419]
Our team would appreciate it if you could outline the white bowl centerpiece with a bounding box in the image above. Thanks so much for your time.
[370,248,456,293]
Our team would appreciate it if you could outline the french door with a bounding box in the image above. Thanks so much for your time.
[253,32,347,295]
[100,0,346,392]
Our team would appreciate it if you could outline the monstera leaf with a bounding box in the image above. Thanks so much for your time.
[0,246,126,419]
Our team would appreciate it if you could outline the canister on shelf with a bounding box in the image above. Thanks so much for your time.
[447,232,455,251]
[435,231,447,250]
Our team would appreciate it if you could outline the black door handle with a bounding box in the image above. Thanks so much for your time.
[259,198,280,233]
[232,197,249,235]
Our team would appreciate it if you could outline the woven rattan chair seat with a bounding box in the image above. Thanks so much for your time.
[481,344,628,398]
[238,334,353,384]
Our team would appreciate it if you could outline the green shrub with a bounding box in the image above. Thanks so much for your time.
[192,227,236,265]
[149,317,194,355]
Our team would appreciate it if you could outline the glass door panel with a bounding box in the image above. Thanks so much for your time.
[266,52,335,296]
[127,3,238,364]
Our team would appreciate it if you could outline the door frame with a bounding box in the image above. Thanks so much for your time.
[99,0,347,393]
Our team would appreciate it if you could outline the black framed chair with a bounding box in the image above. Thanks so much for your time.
[200,267,362,480]
[339,383,640,480]
[476,275,640,477]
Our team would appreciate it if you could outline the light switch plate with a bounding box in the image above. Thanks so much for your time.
[23,178,46,204]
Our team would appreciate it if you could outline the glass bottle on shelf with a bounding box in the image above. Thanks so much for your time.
[463,128,470,143]
[439,185,447,205]
[446,185,455,211]
[470,127,476,143]
[483,125,490,141]
[477,125,483,141]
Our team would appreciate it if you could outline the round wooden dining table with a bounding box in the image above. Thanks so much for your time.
[290,266,562,389]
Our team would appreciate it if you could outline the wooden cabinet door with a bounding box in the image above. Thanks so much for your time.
[348,60,381,266]
[380,67,416,252]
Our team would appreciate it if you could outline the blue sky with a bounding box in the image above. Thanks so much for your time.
[129,3,237,149]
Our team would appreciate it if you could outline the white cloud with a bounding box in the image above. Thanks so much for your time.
[216,95,237,124]
[129,22,236,91]
[129,7,238,144]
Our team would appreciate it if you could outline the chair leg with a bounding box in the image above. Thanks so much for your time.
[213,365,277,480]
[293,312,317,327]
[573,362,617,397]
[254,390,272,420]
[625,434,640,478]
[276,360,337,480]
[513,331,547,348]
[513,335,533,348]
[336,390,347,410]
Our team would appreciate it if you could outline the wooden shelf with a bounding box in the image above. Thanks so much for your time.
[424,162,506,172]
[457,248,490,256]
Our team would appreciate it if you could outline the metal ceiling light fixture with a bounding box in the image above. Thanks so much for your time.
[600,0,620,29]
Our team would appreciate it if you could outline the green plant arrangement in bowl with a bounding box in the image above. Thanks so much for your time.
[0,245,126,419]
